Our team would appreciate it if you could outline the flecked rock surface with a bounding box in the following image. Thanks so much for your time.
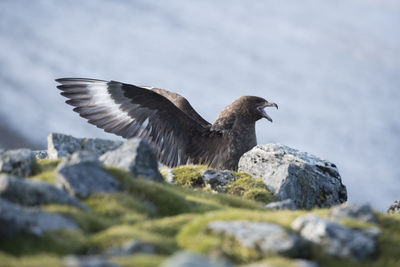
[0,149,36,177]
[56,151,123,198]
[161,251,232,267]
[201,169,235,192]
[329,203,377,223]
[33,150,49,159]
[207,220,307,257]
[265,199,297,210]
[0,198,78,237]
[0,175,87,210]
[100,138,162,182]
[291,214,377,260]
[48,132,122,159]
[238,144,347,209]
[387,200,400,214]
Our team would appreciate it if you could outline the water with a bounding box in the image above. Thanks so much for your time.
[0,0,399,210]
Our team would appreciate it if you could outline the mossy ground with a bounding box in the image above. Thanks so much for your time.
[0,159,399,267]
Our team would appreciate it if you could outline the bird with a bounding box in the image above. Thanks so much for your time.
[56,78,278,170]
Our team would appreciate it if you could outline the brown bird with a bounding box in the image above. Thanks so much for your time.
[56,78,278,170]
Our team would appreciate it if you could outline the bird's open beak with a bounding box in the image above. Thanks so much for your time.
[257,102,278,122]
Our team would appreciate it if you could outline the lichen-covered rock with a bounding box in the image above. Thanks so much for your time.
[201,169,235,192]
[161,251,232,267]
[387,200,400,214]
[0,148,36,177]
[0,175,88,210]
[56,151,123,198]
[63,255,119,267]
[0,198,78,237]
[106,239,155,256]
[291,214,377,260]
[47,132,122,159]
[238,144,347,209]
[265,199,297,210]
[329,203,377,223]
[207,220,307,257]
[100,138,162,182]
[33,150,48,159]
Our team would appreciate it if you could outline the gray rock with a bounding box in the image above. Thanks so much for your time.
[238,144,347,209]
[56,151,123,198]
[63,255,119,267]
[207,220,307,257]
[33,150,49,159]
[0,149,36,177]
[291,214,377,260]
[265,199,297,210]
[244,259,318,267]
[161,251,232,267]
[201,169,235,192]
[0,198,78,237]
[387,200,400,214]
[100,138,162,182]
[329,203,377,223]
[106,239,155,256]
[48,132,122,159]
[0,175,88,210]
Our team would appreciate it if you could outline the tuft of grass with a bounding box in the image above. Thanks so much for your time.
[172,165,207,187]
[111,253,166,267]
[30,159,61,184]
[0,252,62,267]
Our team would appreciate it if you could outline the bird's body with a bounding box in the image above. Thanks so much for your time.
[56,78,277,170]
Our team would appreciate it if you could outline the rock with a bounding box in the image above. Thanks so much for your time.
[47,132,122,159]
[238,144,347,209]
[161,251,232,267]
[244,259,318,267]
[201,169,235,192]
[33,150,49,159]
[0,198,78,237]
[56,151,123,198]
[387,200,400,214]
[0,175,88,210]
[206,220,307,257]
[63,255,119,267]
[0,149,36,177]
[329,203,377,223]
[291,214,377,260]
[106,239,155,256]
[160,167,174,183]
[265,199,297,210]
[100,138,162,182]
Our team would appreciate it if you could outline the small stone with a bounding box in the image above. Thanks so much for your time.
[207,220,307,257]
[291,214,378,260]
[63,255,119,267]
[201,169,235,192]
[265,199,297,210]
[329,203,377,223]
[0,149,36,177]
[33,150,48,159]
[0,198,78,237]
[106,240,155,256]
[0,175,88,210]
[100,138,162,182]
[161,251,232,267]
[387,200,400,214]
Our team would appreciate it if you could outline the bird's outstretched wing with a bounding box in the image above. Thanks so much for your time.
[56,78,224,167]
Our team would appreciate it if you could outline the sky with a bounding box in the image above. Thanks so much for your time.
[0,0,399,210]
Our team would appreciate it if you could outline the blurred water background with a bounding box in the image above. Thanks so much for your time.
[0,0,399,210]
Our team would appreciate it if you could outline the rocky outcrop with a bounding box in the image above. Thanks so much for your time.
[100,138,162,182]
[106,239,155,256]
[161,251,232,267]
[47,132,122,159]
[329,203,377,223]
[206,220,307,257]
[201,169,235,193]
[238,144,347,209]
[56,151,123,198]
[0,148,36,177]
[387,200,400,214]
[0,175,87,210]
[0,198,78,237]
[63,255,119,267]
[265,199,297,210]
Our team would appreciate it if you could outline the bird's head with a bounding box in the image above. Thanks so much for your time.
[237,96,278,122]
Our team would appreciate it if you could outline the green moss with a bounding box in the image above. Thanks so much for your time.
[0,252,62,267]
[172,165,207,187]
[111,253,166,267]
[30,159,61,183]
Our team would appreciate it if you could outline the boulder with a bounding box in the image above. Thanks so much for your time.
[56,151,123,198]
[0,198,78,237]
[265,199,297,210]
[201,169,235,192]
[33,150,48,160]
[106,239,155,256]
[206,220,307,257]
[47,132,122,159]
[329,203,377,223]
[161,251,232,267]
[238,144,347,209]
[387,200,400,214]
[291,214,377,260]
[0,149,36,177]
[0,175,88,210]
[100,138,162,182]
[63,255,119,267]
